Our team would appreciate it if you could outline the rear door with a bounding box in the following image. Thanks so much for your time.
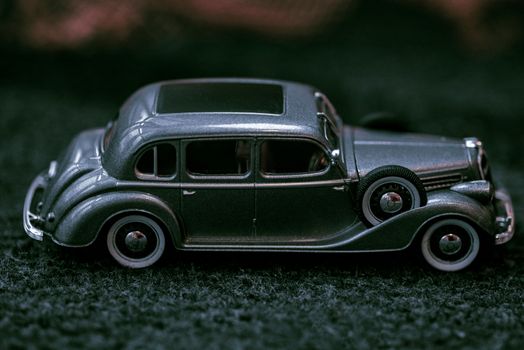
[180,138,255,244]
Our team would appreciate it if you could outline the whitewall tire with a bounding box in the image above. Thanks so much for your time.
[106,214,166,268]
[421,218,480,272]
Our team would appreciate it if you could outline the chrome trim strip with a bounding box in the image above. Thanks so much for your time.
[354,141,465,147]
[420,173,463,182]
[179,246,404,254]
[256,179,345,189]
[23,174,47,241]
[183,235,365,251]
[494,189,515,245]
[117,181,254,189]
[116,179,346,189]
[181,182,255,189]
[116,181,180,189]
[260,166,330,180]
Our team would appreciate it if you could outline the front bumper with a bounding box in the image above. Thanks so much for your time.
[494,189,515,245]
[23,173,48,241]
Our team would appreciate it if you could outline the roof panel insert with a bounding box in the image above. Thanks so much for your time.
[156,82,284,115]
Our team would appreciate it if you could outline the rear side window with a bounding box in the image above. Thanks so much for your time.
[186,140,251,176]
[136,143,177,179]
[260,140,329,175]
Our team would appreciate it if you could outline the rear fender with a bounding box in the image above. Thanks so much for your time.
[52,192,181,248]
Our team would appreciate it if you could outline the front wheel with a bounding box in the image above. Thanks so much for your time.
[106,214,166,268]
[420,218,480,272]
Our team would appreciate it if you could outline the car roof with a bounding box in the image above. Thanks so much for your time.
[104,78,332,179]
[116,78,323,141]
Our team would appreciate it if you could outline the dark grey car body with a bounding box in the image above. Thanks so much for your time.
[24,78,515,269]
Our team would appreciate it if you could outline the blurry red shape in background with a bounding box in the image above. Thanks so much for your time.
[4,0,522,51]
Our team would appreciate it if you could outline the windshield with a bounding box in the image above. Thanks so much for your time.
[315,94,340,148]
[324,119,339,150]
[316,92,339,127]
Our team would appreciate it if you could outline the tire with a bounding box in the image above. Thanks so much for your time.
[106,214,166,268]
[357,166,426,226]
[420,218,480,272]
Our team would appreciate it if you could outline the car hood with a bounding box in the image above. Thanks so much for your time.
[343,127,477,183]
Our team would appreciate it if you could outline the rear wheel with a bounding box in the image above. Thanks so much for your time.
[106,214,166,268]
[420,218,480,272]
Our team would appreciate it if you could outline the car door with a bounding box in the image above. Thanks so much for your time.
[180,138,255,243]
[255,138,356,243]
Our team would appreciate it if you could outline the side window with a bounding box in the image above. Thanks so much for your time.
[186,139,251,176]
[135,143,176,179]
[260,140,329,175]
[136,148,155,175]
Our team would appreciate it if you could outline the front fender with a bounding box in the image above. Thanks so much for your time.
[343,189,496,251]
[52,192,181,248]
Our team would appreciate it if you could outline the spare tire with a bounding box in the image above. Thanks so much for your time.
[357,165,427,226]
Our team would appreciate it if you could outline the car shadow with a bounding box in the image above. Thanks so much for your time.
[47,242,515,277]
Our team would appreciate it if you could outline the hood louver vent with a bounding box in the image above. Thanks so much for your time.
[422,174,463,191]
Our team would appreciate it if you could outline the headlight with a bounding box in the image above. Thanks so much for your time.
[450,180,494,204]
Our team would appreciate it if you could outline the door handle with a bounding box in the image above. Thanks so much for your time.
[332,186,346,192]
[183,190,196,196]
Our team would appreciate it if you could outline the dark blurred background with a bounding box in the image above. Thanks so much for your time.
[1,0,524,349]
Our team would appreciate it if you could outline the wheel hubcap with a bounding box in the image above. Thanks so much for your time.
[438,233,462,255]
[379,192,403,213]
[125,230,148,252]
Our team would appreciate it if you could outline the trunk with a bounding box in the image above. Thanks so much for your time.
[40,128,104,215]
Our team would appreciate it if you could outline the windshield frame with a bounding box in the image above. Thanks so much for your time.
[315,92,345,172]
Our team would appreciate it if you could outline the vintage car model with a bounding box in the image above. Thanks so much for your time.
[24,78,515,271]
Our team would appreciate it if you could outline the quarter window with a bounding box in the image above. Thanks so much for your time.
[136,143,176,179]
[186,140,251,176]
[260,140,329,175]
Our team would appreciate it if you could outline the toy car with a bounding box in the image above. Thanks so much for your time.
[24,78,515,271]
